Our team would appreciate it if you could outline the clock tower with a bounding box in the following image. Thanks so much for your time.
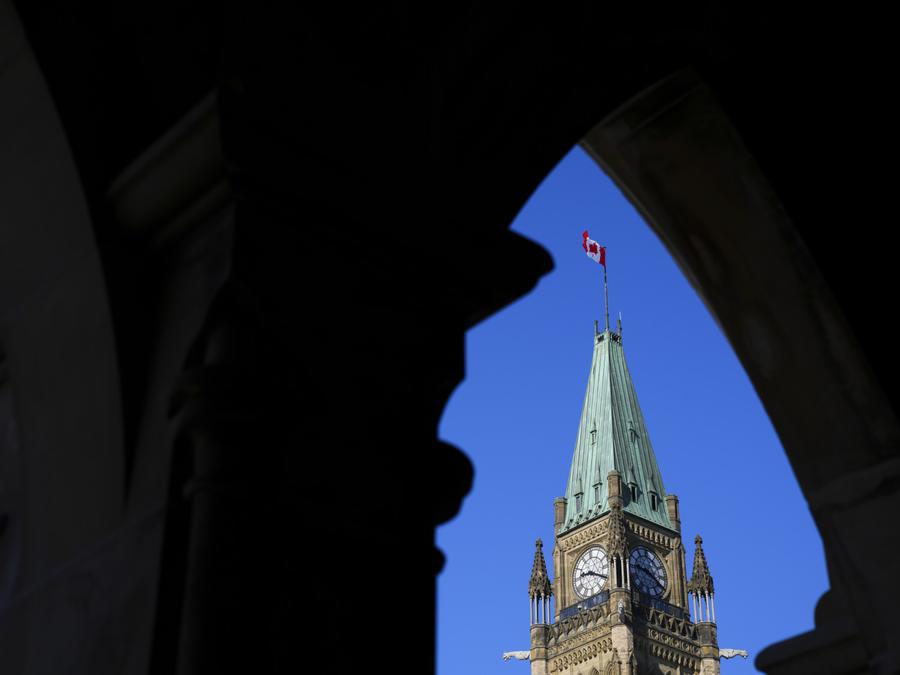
[527,323,723,675]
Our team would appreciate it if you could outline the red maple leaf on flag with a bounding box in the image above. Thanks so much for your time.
[582,230,606,267]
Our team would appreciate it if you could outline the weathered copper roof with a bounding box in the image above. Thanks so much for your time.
[559,327,674,534]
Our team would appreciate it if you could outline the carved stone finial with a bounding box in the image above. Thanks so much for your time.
[690,534,715,595]
[607,504,627,557]
[529,537,552,598]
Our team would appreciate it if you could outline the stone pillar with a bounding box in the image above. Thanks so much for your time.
[678,539,689,608]
[697,621,721,675]
[552,543,561,615]
[665,493,681,530]
[609,588,634,675]
[607,471,623,508]
[670,538,687,608]
[530,624,549,675]
[606,471,626,591]
[551,500,565,615]
[553,497,566,530]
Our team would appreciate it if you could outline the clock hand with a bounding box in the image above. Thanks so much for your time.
[636,565,660,583]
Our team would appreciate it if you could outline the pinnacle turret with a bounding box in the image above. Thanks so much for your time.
[688,534,717,624]
[529,538,553,627]
[528,539,552,598]
[689,534,715,595]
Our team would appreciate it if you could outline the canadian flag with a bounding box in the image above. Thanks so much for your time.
[582,231,606,267]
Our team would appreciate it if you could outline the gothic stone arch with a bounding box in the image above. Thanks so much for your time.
[0,4,895,674]
[580,68,897,672]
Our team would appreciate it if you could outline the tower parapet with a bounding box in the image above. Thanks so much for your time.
[689,535,721,675]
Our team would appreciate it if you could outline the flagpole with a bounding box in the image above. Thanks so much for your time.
[582,232,609,332]
[603,261,609,333]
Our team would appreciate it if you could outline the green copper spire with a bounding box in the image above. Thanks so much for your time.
[559,327,674,533]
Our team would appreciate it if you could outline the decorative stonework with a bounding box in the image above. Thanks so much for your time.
[530,538,553,597]
[549,606,610,644]
[643,628,701,657]
[559,519,609,552]
[605,648,622,675]
[607,505,627,557]
[638,607,700,643]
[627,520,674,548]
[548,637,614,672]
[635,636,699,670]
[688,535,715,595]
[549,632,613,657]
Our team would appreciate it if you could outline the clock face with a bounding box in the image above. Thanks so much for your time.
[573,546,610,598]
[629,547,667,597]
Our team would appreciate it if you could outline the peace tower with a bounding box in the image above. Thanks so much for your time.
[527,322,726,675]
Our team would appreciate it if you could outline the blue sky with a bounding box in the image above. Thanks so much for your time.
[436,146,828,674]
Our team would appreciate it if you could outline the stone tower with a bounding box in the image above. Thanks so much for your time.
[529,324,721,675]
